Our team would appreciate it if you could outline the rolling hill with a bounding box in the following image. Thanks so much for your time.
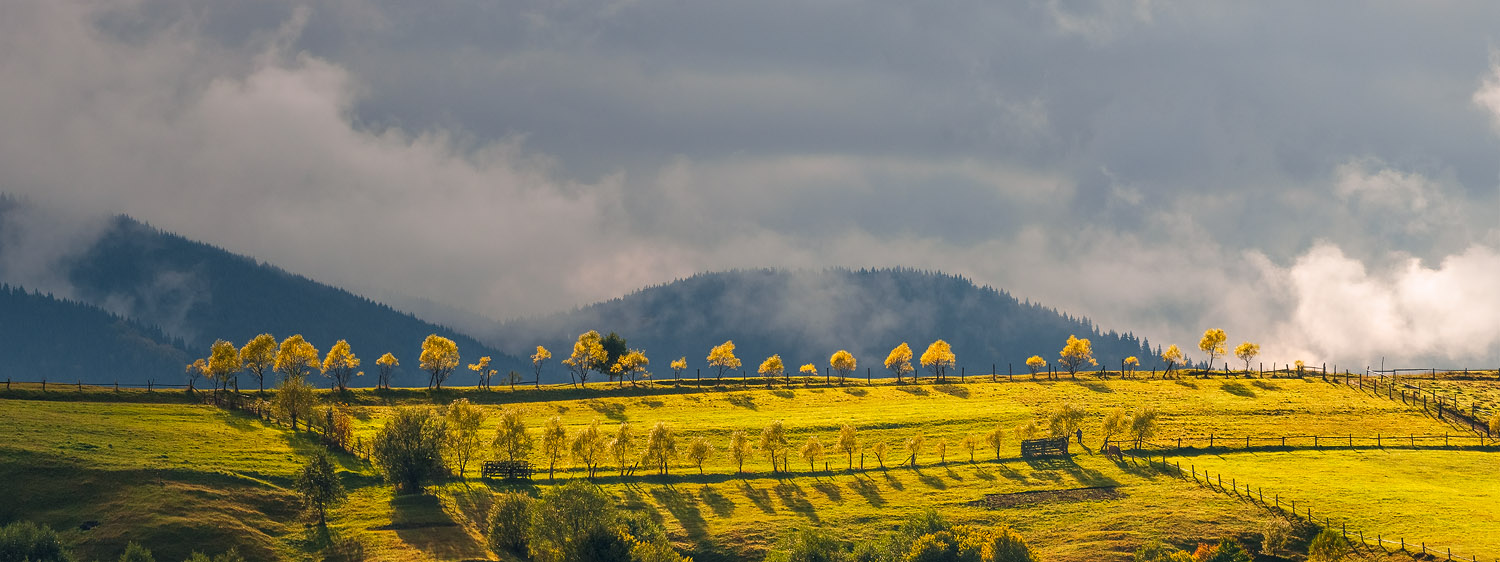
[0,198,521,387]
[489,268,1164,383]
[0,285,192,384]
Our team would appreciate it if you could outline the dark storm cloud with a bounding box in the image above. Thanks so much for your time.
[2,0,1500,365]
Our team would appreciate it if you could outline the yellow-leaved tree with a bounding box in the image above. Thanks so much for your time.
[885,343,914,384]
[707,340,741,383]
[758,354,785,385]
[321,340,361,393]
[798,363,817,384]
[644,422,677,476]
[375,353,398,389]
[800,436,823,472]
[563,331,606,388]
[1123,356,1140,378]
[419,334,460,390]
[1199,329,1228,374]
[920,340,955,383]
[492,406,533,463]
[240,334,277,394]
[1025,355,1047,379]
[610,350,649,387]
[759,420,789,473]
[1161,345,1185,378]
[837,424,858,470]
[570,420,604,478]
[274,335,320,383]
[687,436,713,474]
[830,350,857,384]
[539,416,567,480]
[531,346,551,389]
[1058,335,1096,379]
[444,398,486,477]
[729,430,751,473]
[468,356,492,390]
[1234,342,1260,374]
[207,339,242,398]
[669,357,687,382]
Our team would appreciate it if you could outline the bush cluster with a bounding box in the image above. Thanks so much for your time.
[484,481,689,562]
[764,509,1034,562]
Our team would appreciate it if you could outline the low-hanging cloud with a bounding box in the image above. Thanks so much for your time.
[2,0,1500,367]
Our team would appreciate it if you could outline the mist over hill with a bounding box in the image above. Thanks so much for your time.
[489,269,1165,382]
[0,197,520,387]
[0,285,191,384]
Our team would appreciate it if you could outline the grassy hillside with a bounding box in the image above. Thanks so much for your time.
[1,375,1490,561]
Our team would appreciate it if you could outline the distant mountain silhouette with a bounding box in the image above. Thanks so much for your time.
[489,268,1165,383]
[0,285,191,384]
[0,199,520,387]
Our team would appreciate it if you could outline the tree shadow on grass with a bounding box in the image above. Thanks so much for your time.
[650,485,708,539]
[587,401,628,421]
[1078,381,1113,393]
[739,481,776,514]
[1251,380,1282,391]
[842,387,868,397]
[880,469,906,491]
[811,480,843,503]
[299,525,366,562]
[382,493,489,561]
[1220,381,1257,398]
[932,384,970,399]
[945,467,965,482]
[1025,457,1118,488]
[772,482,819,522]
[699,484,735,517]
[847,475,886,507]
[770,389,796,399]
[1174,379,1199,389]
[971,465,997,481]
[913,467,947,490]
[726,394,758,410]
[894,385,930,396]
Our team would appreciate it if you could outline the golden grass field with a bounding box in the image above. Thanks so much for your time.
[0,373,1492,561]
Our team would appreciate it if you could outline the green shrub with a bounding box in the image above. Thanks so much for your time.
[1308,529,1353,562]
[370,407,447,493]
[1133,539,1192,562]
[182,548,244,562]
[0,520,72,562]
[766,528,852,562]
[119,541,155,562]
[1196,538,1250,562]
[987,526,1034,562]
[485,493,534,556]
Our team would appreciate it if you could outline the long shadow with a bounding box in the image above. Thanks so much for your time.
[726,394,758,410]
[932,384,970,399]
[382,493,490,561]
[971,465,997,481]
[1251,380,1282,391]
[847,475,886,507]
[699,484,735,517]
[880,469,906,491]
[913,467,948,490]
[1078,381,1113,393]
[811,480,843,503]
[650,485,708,539]
[1024,456,1118,488]
[771,481,820,522]
[945,467,965,482]
[739,481,776,514]
[894,385,930,396]
[1220,381,1256,398]
[842,387,868,397]
[586,401,628,421]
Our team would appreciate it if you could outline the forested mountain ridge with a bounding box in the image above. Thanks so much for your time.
[0,285,191,383]
[490,268,1164,382]
[0,201,521,387]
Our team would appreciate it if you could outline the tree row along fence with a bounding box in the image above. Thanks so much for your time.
[1115,444,1494,562]
[1322,370,1497,436]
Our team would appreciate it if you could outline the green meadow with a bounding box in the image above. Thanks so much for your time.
[0,374,1491,561]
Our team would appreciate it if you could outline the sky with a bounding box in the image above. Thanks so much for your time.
[2,0,1500,367]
